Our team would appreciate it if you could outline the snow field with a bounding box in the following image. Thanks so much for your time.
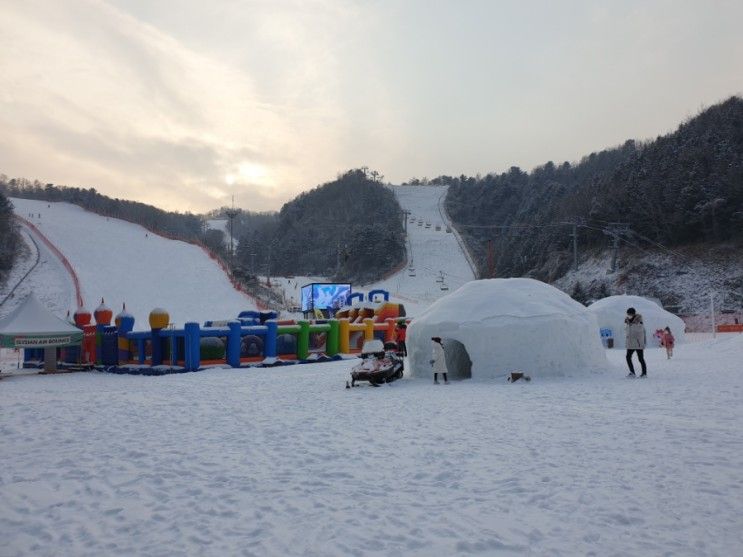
[2,335,743,556]
[8,198,256,325]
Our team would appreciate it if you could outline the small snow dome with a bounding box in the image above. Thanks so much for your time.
[407,278,609,380]
[588,295,686,349]
[94,298,113,325]
[149,308,170,329]
[73,307,92,327]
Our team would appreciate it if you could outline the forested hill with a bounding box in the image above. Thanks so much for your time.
[235,169,406,283]
[444,96,743,281]
[1,169,406,285]
[1,177,204,242]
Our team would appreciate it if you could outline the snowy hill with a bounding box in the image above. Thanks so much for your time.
[0,227,78,318]
[553,245,743,328]
[269,186,477,316]
[4,198,257,325]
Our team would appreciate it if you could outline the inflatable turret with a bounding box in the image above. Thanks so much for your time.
[149,308,170,365]
[73,306,92,327]
[94,298,112,326]
[115,303,135,364]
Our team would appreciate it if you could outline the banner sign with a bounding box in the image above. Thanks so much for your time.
[13,335,75,348]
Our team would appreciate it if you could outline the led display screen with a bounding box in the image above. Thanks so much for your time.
[300,283,351,312]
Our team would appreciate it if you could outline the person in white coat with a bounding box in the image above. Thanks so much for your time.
[430,337,448,384]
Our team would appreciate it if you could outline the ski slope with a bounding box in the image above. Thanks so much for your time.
[368,186,476,314]
[272,186,477,316]
[6,198,257,325]
[0,227,77,319]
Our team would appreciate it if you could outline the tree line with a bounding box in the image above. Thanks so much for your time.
[0,190,22,287]
[233,169,406,283]
[0,168,407,286]
[0,176,204,242]
[443,96,743,281]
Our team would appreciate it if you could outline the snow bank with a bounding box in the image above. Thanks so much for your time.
[407,278,609,380]
[588,295,686,349]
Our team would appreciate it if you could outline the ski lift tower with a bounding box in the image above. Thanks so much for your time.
[224,194,239,266]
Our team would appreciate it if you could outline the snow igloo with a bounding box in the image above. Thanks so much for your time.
[407,278,609,380]
[587,295,686,349]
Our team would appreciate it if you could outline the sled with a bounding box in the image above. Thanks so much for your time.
[507,371,531,383]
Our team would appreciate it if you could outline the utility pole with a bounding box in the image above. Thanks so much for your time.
[336,242,341,276]
[571,222,578,271]
[569,218,584,271]
[604,223,631,272]
[710,291,717,338]
[487,239,495,278]
[401,209,410,233]
[266,240,275,287]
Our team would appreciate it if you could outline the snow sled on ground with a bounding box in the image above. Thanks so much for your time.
[347,340,404,387]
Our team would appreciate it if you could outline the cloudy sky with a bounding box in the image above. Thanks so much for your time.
[1,0,742,213]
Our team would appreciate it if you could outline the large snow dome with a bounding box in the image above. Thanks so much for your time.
[587,295,686,349]
[407,278,609,380]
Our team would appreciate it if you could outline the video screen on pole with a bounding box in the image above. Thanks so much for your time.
[300,283,351,312]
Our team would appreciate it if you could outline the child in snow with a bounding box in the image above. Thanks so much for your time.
[654,329,664,346]
[624,307,647,377]
[662,326,675,359]
[430,337,448,384]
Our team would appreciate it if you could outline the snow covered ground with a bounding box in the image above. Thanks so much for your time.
[2,334,743,556]
[5,198,256,325]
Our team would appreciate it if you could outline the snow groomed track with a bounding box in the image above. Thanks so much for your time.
[362,185,476,315]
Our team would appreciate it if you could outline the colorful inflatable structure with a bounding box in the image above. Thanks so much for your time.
[24,289,410,375]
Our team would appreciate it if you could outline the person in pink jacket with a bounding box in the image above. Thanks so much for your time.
[661,326,675,359]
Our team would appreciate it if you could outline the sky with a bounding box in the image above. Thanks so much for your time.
[1,0,742,213]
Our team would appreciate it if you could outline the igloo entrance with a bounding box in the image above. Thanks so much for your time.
[442,339,472,380]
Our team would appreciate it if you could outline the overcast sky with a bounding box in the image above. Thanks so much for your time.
[1,0,742,213]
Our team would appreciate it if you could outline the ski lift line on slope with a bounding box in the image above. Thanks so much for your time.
[579,223,656,258]
[417,264,471,282]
